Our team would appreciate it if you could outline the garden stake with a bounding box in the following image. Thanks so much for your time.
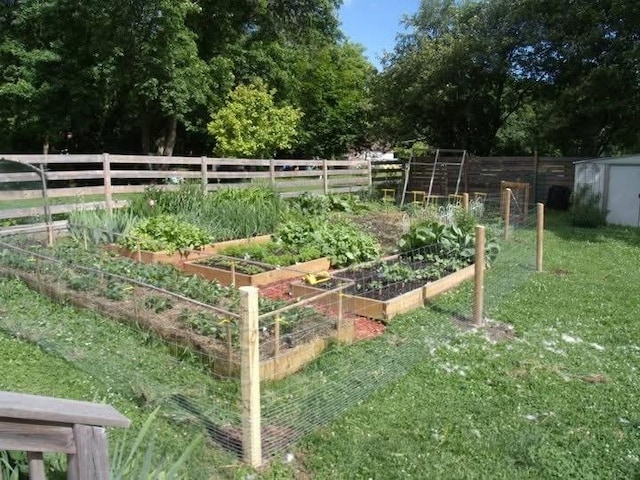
[503,188,511,240]
[463,192,469,212]
[337,291,343,336]
[536,202,544,272]
[473,225,486,327]
[274,315,281,358]
[226,323,233,377]
[231,261,236,287]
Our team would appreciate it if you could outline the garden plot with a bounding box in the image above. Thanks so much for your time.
[182,240,331,287]
[292,252,476,322]
[0,237,350,381]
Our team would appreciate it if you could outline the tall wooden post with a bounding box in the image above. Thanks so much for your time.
[536,202,544,272]
[473,225,486,327]
[503,188,511,241]
[366,153,373,189]
[269,158,276,187]
[200,156,208,193]
[462,192,469,212]
[322,159,329,195]
[103,153,113,213]
[532,150,539,203]
[240,286,262,467]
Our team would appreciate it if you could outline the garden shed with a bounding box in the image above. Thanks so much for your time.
[574,155,640,227]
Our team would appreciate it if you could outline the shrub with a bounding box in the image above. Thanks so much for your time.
[569,185,607,228]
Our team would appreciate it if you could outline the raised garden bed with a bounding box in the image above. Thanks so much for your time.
[107,234,272,266]
[292,256,476,322]
[0,240,349,381]
[183,255,331,287]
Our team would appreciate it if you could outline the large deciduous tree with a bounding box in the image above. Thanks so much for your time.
[375,0,640,156]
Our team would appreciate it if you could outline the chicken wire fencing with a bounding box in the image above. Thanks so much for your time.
[0,194,543,469]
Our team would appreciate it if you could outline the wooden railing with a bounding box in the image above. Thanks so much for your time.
[0,154,371,221]
[0,391,130,480]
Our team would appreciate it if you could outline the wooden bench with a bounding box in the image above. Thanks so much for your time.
[0,391,130,480]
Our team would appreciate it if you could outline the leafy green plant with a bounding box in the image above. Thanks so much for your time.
[569,185,607,227]
[119,215,213,253]
[143,295,174,313]
[220,241,322,266]
[67,273,99,292]
[275,219,380,267]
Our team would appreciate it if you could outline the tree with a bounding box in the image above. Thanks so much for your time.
[207,81,302,158]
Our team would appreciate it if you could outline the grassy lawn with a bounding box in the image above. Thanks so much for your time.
[290,213,640,479]
[1,212,639,478]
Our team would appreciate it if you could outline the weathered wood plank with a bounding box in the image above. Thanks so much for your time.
[0,391,130,428]
[70,425,109,480]
[27,451,46,480]
[0,419,76,453]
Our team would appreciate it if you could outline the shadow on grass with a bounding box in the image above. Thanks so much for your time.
[544,210,640,248]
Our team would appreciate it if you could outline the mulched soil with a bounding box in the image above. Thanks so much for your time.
[346,210,409,253]
[260,279,386,341]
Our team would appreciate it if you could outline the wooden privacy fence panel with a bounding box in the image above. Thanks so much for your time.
[0,155,371,220]
[369,155,580,202]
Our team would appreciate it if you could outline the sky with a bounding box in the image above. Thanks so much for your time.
[338,0,422,70]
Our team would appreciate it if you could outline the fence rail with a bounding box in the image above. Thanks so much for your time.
[0,153,578,221]
[0,154,371,220]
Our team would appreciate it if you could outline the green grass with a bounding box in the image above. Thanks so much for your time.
[0,193,138,211]
[1,212,639,478]
[290,213,640,478]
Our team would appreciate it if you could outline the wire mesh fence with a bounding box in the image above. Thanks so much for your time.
[0,192,542,469]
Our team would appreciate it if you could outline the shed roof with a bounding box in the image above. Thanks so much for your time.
[574,154,640,165]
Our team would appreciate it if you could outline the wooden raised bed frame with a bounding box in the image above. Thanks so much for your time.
[292,263,476,322]
[107,234,272,266]
[182,256,331,288]
[0,263,352,382]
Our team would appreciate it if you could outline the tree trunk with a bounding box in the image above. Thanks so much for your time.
[163,115,177,157]
[141,115,152,154]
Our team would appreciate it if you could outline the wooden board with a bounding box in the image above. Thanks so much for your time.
[183,256,331,287]
[292,263,476,322]
[106,235,272,266]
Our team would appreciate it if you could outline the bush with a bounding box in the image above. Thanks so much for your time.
[569,185,607,228]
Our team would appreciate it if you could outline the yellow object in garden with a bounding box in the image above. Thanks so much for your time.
[304,271,331,285]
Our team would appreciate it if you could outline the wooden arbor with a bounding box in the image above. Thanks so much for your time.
[0,391,130,480]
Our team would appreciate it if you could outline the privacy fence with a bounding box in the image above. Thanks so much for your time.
[0,192,544,474]
[0,153,577,222]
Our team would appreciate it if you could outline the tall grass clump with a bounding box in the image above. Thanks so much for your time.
[68,207,139,245]
[129,183,284,240]
[569,184,607,227]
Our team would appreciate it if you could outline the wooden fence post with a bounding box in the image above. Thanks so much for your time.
[366,154,373,189]
[103,153,113,213]
[462,192,469,212]
[322,159,328,195]
[503,188,511,241]
[240,286,262,468]
[269,158,276,187]
[201,156,208,193]
[473,225,485,327]
[536,202,544,272]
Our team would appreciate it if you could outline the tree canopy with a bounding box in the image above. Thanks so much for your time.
[1,0,639,157]
[375,0,640,156]
[207,81,301,158]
